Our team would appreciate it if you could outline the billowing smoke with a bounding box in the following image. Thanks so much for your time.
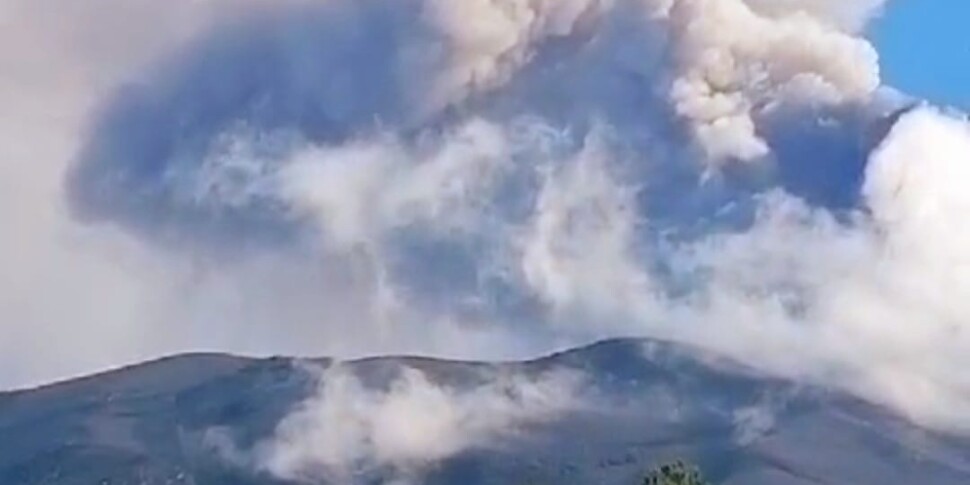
[5,0,970,457]
[248,364,584,483]
[664,0,882,161]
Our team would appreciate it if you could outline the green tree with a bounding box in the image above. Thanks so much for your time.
[642,460,707,485]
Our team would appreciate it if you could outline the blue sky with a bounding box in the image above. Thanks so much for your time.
[871,0,970,109]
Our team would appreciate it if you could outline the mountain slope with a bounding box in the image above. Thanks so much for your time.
[2,339,969,484]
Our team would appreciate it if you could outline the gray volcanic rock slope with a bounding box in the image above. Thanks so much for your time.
[2,340,970,485]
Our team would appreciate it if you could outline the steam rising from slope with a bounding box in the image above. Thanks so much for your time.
[256,365,584,482]
[7,0,970,441]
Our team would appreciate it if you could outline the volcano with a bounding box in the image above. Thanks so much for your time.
[3,339,970,485]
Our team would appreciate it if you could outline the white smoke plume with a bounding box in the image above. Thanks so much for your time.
[280,120,512,251]
[416,0,885,162]
[257,364,584,483]
[518,128,656,325]
[662,107,970,431]
[5,0,970,453]
[418,0,886,162]
[662,0,882,161]
[421,0,610,114]
[745,0,886,32]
